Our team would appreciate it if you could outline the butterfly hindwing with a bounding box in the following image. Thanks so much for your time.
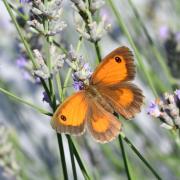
[91,46,135,86]
[87,99,121,143]
[51,91,89,135]
[97,82,144,119]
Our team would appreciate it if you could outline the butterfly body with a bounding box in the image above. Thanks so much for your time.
[51,46,144,143]
[85,85,114,114]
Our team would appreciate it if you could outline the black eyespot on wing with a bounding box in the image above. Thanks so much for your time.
[60,115,66,121]
[115,56,122,63]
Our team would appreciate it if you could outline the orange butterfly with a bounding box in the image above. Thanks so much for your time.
[51,47,144,143]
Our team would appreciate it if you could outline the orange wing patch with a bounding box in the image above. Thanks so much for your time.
[91,46,135,86]
[87,100,121,143]
[51,91,89,135]
[98,82,144,119]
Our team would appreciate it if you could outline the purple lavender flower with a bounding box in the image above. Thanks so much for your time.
[73,80,84,91]
[72,63,92,91]
[72,74,85,91]
[175,89,180,100]
[100,8,113,24]
[35,77,41,84]
[16,56,32,80]
[22,71,31,80]
[16,56,27,68]
[82,63,93,78]
[20,0,31,3]
[159,26,170,40]
[148,90,180,131]
[147,101,161,117]
[42,91,50,103]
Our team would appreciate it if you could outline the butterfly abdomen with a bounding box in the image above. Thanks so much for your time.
[86,85,114,114]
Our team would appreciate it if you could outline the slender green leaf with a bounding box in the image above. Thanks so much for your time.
[0,87,52,116]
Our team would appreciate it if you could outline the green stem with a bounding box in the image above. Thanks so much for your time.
[9,3,29,21]
[94,41,102,62]
[127,0,173,88]
[57,134,69,180]
[53,40,67,54]
[62,36,83,99]
[62,68,72,100]
[120,132,162,180]
[55,79,69,180]
[67,135,78,180]
[0,87,52,116]
[66,135,91,180]
[76,36,83,52]
[2,0,38,68]
[56,73,63,100]
[118,135,132,180]
[56,73,78,180]
[43,0,57,111]
[171,130,180,148]
[108,0,158,97]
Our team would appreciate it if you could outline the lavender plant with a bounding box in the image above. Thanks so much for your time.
[148,90,180,133]
[1,0,180,179]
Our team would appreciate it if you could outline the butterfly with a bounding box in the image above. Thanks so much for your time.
[51,47,144,143]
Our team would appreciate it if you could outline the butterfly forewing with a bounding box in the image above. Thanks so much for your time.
[51,91,89,135]
[91,46,135,86]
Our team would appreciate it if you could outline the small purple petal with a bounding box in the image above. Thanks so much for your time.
[100,8,113,24]
[159,26,170,40]
[73,80,84,91]
[18,7,25,14]
[42,91,50,103]
[83,63,93,77]
[22,71,31,80]
[83,63,89,70]
[20,0,31,3]
[35,77,41,84]
[147,101,161,117]
[175,89,180,100]
[16,56,27,68]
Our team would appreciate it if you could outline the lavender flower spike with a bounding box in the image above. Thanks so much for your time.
[147,101,161,117]
[66,45,92,91]
[148,89,180,131]
[72,63,92,91]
